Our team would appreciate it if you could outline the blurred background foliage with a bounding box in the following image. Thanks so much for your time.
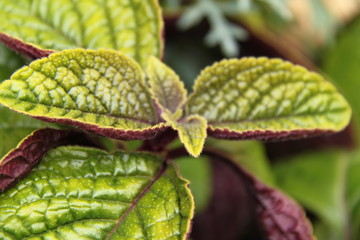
[157,0,360,239]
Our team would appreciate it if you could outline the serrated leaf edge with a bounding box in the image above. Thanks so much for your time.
[147,56,188,114]
[187,57,351,140]
[207,126,337,141]
[0,49,170,140]
[0,103,171,140]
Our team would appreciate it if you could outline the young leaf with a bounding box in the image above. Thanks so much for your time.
[186,57,351,140]
[0,106,52,158]
[0,128,98,191]
[0,0,163,66]
[0,146,194,240]
[0,49,169,140]
[147,56,187,114]
[164,112,207,157]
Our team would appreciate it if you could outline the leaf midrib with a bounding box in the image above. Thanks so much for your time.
[2,164,168,240]
[2,96,156,127]
[105,162,167,240]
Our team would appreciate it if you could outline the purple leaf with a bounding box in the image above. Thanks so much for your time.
[0,128,100,192]
[0,32,54,59]
[208,128,334,142]
[196,151,315,240]
[245,170,315,240]
[190,157,264,240]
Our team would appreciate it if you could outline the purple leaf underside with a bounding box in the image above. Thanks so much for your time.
[0,128,101,192]
[190,157,264,240]
[33,116,170,141]
[208,128,334,142]
[0,32,54,60]
[199,151,314,240]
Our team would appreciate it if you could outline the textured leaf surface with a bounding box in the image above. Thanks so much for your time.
[274,151,348,239]
[0,49,168,140]
[0,146,194,240]
[147,57,187,114]
[0,106,52,158]
[248,172,315,240]
[164,113,207,157]
[186,58,351,140]
[0,128,98,192]
[0,0,163,66]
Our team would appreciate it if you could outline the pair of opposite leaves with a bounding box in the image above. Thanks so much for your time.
[0,49,351,157]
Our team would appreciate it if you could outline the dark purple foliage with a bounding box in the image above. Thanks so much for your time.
[32,116,170,141]
[208,128,334,142]
[0,32,54,59]
[0,128,101,192]
[197,151,314,240]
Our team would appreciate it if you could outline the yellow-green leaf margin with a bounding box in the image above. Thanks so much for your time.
[162,111,207,158]
[0,0,163,66]
[0,49,168,140]
[147,56,187,115]
[186,57,351,140]
[0,146,194,239]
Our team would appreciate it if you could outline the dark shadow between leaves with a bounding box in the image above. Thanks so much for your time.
[190,149,315,240]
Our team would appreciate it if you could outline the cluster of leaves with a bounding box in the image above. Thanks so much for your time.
[269,14,360,240]
[0,0,353,239]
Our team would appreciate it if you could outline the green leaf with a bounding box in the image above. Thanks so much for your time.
[175,156,212,213]
[273,151,348,239]
[273,149,360,240]
[0,146,194,239]
[347,150,360,239]
[0,0,163,67]
[147,56,187,114]
[164,112,207,157]
[187,57,351,140]
[0,105,52,158]
[324,16,360,137]
[313,221,339,240]
[0,42,26,81]
[0,49,168,140]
